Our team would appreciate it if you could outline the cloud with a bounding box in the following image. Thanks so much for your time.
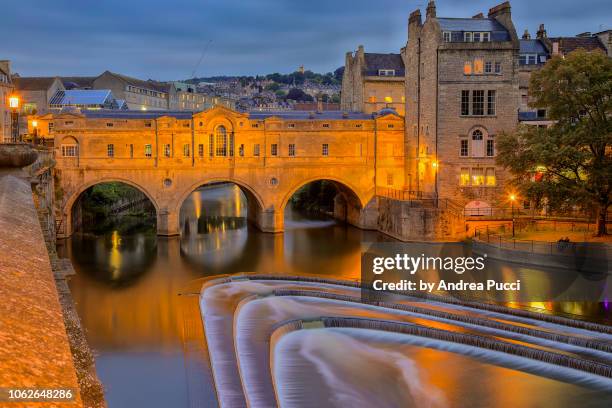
[2,0,609,79]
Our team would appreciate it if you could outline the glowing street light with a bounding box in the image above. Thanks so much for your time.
[8,95,20,142]
[509,193,518,237]
[32,119,39,145]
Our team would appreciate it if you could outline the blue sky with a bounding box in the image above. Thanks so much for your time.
[3,0,610,80]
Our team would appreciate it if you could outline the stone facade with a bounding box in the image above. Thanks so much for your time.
[403,1,520,209]
[93,71,170,111]
[33,106,406,237]
[0,60,13,142]
[341,46,406,115]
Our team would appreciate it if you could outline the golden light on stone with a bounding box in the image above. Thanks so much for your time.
[32,120,38,128]
[9,95,20,109]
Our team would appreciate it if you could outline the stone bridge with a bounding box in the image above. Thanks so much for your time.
[41,106,406,237]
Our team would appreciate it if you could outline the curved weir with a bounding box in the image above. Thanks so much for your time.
[199,275,612,408]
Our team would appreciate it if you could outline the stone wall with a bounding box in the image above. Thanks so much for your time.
[0,166,83,407]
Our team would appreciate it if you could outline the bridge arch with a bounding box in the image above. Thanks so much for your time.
[279,176,377,230]
[61,178,160,236]
[174,177,269,234]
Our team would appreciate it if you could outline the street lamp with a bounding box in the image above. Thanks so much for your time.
[8,95,20,143]
[32,120,38,145]
[509,193,517,237]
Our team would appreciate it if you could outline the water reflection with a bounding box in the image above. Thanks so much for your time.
[59,183,611,408]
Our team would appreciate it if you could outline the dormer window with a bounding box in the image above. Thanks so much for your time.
[443,31,451,42]
[464,32,490,42]
[378,69,395,76]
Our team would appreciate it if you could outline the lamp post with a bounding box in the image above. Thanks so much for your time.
[9,95,20,143]
[32,120,38,145]
[510,194,517,237]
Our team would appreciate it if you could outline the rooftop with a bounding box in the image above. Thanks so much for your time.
[363,53,405,76]
[520,39,548,54]
[99,71,171,93]
[50,89,114,107]
[548,36,607,54]
[13,76,60,91]
[437,17,511,41]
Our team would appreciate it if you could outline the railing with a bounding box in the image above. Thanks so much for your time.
[376,187,434,201]
[376,188,464,217]
[473,223,610,255]
[465,207,610,222]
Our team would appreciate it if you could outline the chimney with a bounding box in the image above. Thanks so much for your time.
[536,24,547,39]
[488,1,511,19]
[409,9,422,26]
[522,29,531,40]
[472,13,484,19]
[426,1,436,19]
[0,60,10,76]
[552,41,560,55]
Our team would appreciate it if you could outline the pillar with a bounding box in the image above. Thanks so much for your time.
[157,208,180,236]
[344,197,379,230]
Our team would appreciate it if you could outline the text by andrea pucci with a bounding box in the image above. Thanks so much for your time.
[368,253,521,293]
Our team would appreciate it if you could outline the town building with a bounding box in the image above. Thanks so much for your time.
[403,1,520,210]
[341,46,405,114]
[12,76,65,115]
[0,60,14,142]
[92,71,171,111]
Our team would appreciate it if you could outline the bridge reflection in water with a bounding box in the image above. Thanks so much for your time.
[58,183,611,408]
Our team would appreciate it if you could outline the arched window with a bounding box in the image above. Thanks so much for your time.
[471,129,484,157]
[61,136,79,157]
[215,125,227,156]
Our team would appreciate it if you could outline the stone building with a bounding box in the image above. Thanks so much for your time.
[32,106,406,236]
[403,1,520,210]
[341,46,405,114]
[12,76,65,115]
[92,71,171,111]
[0,60,14,142]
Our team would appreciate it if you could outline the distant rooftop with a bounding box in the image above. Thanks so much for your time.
[520,39,548,54]
[548,36,607,54]
[363,53,405,76]
[437,17,511,41]
[100,71,171,93]
[61,76,96,89]
[50,89,114,107]
[13,76,60,91]
[70,109,376,121]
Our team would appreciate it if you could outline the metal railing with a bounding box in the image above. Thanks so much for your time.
[473,224,610,255]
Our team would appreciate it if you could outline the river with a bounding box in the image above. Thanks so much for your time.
[57,183,611,408]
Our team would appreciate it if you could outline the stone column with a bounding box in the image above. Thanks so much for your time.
[157,207,180,236]
[255,208,284,233]
[345,197,379,230]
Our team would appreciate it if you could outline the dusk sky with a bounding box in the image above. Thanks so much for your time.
[4,0,610,80]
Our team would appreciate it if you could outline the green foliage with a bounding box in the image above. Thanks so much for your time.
[290,181,339,212]
[497,50,611,234]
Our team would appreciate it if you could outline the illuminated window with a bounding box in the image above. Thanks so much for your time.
[460,168,470,186]
[145,144,152,158]
[271,143,278,156]
[485,168,496,186]
[460,139,468,157]
[61,144,78,157]
[288,143,295,157]
[474,58,484,74]
[384,96,393,103]
[107,144,114,157]
[183,144,190,157]
[472,168,484,186]
[368,96,377,103]
[463,61,472,75]
[322,143,329,156]
[253,144,260,157]
[215,125,227,156]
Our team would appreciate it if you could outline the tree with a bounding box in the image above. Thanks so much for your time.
[285,88,313,102]
[497,49,611,235]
